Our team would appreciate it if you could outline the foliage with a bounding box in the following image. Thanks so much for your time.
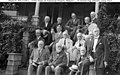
[98,3,120,74]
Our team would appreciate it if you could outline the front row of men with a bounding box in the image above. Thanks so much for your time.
[28,27,109,75]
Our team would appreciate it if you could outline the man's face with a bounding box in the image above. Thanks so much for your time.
[93,29,99,37]
[56,45,62,53]
[45,18,50,23]
[89,33,94,39]
[90,13,95,19]
[56,26,62,32]
[35,30,41,37]
[63,34,68,38]
[38,41,44,49]
[77,34,82,40]
[71,14,76,19]
[84,18,90,24]
[57,18,62,23]
[80,48,86,55]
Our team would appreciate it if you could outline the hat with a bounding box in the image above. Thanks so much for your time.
[69,65,78,72]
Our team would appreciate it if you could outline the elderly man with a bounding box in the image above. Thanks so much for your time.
[28,40,50,75]
[39,16,52,45]
[88,23,98,33]
[40,16,52,31]
[65,13,81,39]
[58,30,73,51]
[82,17,91,34]
[90,11,97,24]
[28,29,44,53]
[69,46,90,75]
[51,17,64,33]
[45,43,67,75]
[68,32,85,66]
[89,27,109,75]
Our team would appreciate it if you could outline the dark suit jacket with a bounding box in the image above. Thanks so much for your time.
[90,36,109,68]
[52,23,64,32]
[76,55,90,75]
[32,36,45,48]
[39,22,52,31]
[48,51,67,67]
[30,48,50,65]
[65,18,81,28]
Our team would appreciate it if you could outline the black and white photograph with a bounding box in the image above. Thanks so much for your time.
[0,2,120,75]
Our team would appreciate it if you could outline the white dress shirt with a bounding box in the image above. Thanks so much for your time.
[45,22,48,27]
[93,36,99,52]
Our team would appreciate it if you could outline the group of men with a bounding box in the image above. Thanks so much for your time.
[27,11,109,75]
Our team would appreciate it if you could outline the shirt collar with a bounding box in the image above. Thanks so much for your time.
[94,35,99,39]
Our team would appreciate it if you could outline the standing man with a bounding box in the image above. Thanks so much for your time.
[89,27,109,75]
[65,13,81,39]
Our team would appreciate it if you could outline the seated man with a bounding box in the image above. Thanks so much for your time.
[50,25,63,52]
[58,30,73,51]
[69,46,90,75]
[45,43,67,75]
[68,33,85,66]
[28,40,50,75]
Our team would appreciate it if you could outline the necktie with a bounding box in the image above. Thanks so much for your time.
[64,38,66,46]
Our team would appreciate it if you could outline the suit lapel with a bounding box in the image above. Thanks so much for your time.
[96,36,101,47]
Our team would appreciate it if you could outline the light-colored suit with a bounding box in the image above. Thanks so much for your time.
[68,39,85,61]
[58,38,73,50]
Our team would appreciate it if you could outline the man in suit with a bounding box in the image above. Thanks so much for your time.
[85,31,94,56]
[28,29,44,54]
[51,17,64,33]
[58,30,73,51]
[28,40,50,75]
[45,43,67,75]
[89,27,109,75]
[40,16,52,31]
[68,32,85,66]
[82,17,91,34]
[69,46,90,75]
[39,16,52,45]
[90,11,97,24]
[65,13,81,39]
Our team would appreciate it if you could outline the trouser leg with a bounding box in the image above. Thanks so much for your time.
[45,66,52,75]
[27,64,34,75]
[36,65,45,75]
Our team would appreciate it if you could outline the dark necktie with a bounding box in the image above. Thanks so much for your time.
[64,38,66,46]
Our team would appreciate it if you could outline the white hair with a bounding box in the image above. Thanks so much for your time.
[44,16,50,20]
[90,11,95,15]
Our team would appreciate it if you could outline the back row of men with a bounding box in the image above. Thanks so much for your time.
[32,11,97,46]
[27,11,109,75]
